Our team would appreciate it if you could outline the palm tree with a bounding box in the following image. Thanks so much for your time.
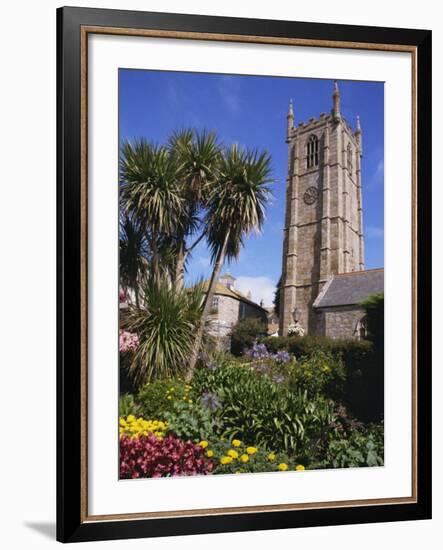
[168,129,222,288]
[186,144,273,379]
[119,213,149,308]
[124,277,204,385]
[119,139,184,282]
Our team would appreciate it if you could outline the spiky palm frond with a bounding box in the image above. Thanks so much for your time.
[119,139,185,236]
[119,213,150,304]
[205,144,273,262]
[124,279,204,385]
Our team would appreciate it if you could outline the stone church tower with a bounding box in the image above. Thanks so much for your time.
[279,82,364,336]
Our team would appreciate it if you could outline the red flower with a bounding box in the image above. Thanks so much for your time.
[120,434,214,479]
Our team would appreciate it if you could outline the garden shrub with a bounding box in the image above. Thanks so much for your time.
[308,423,384,469]
[120,434,214,478]
[230,318,268,356]
[288,350,345,400]
[261,335,382,422]
[163,401,221,442]
[190,361,336,455]
[118,393,142,418]
[136,378,191,419]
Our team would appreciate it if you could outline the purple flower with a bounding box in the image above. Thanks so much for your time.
[274,350,291,364]
[200,392,221,411]
[245,343,272,360]
[272,373,286,384]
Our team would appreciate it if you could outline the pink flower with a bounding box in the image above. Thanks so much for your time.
[119,330,139,353]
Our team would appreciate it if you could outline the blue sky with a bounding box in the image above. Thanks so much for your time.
[119,69,384,306]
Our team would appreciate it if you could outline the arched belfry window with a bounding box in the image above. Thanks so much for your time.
[307,135,319,169]
[347,143,353,174]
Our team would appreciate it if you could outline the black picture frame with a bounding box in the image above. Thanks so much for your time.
[57,6,432,543]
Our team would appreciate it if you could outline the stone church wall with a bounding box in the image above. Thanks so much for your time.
[316,305,365,340]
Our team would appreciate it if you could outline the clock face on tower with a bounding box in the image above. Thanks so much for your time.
[303,186,318,205]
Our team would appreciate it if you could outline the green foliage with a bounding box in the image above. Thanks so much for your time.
[123,279,203,385]
[288,350,345,399]
[310,424,384,469]
[230,318,268,356]
[273,275,281,318]
[136,378,191,418]
[164,401,221,442]
[205,144,273,263]
[261,335,382,422]
[190,362,336,455]
[118,393,142,418]
[360,292,384,348]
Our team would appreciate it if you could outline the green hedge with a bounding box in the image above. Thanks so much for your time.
[230,318,268,356]
[261,335,383,423]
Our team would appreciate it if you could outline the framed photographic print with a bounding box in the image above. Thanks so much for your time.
[57,6,432,543]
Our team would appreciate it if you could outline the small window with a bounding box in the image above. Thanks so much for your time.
[347,143,353,174]
[239,302,246,319]
[211,296,219,313]
[307,135,319,169]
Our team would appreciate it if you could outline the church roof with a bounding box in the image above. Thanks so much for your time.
[313,268,384,309]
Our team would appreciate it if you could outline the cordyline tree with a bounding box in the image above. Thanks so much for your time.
[186,144,272,380]
[119,129,272,384]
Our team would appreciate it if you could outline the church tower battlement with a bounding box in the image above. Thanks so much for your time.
[279,81,364,336]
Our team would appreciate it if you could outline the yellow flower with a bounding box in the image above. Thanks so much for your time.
[220,456,233,465]
[198,440,209,449]
[119,418,127,427]
[167,396,172,400]
[246,447,257,455]
[240,454,249,463]
[188,399,193,404]
[295,464,305,471]
[278,463,289,471]
[206,450,214,458]
[227,449,239,459]
[126,414,135,423]
[267,453,276,461]
[232,439,241,447]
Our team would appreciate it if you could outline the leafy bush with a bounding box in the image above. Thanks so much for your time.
[136,378,191,419]
[309,423,384,469]
[122,279,204,385]
[360,292,384,349]
[120,434,215,478]
[163,401,221,442]
[190,362,336,455]
[119,393,142,418]
[261,335,382,422]
[288,350,345,399]
[230,318,268,356]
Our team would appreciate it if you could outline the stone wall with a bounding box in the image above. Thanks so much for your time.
[315,304,366,340]
[206,294,267,348]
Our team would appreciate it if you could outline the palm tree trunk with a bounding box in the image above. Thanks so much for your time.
[186,230,230,381]
[174,244,187,290]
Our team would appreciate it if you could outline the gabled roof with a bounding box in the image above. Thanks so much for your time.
[200,280,266,311]
[313,268,384,309]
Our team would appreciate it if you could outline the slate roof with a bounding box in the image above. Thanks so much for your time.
[313,268,384,308]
